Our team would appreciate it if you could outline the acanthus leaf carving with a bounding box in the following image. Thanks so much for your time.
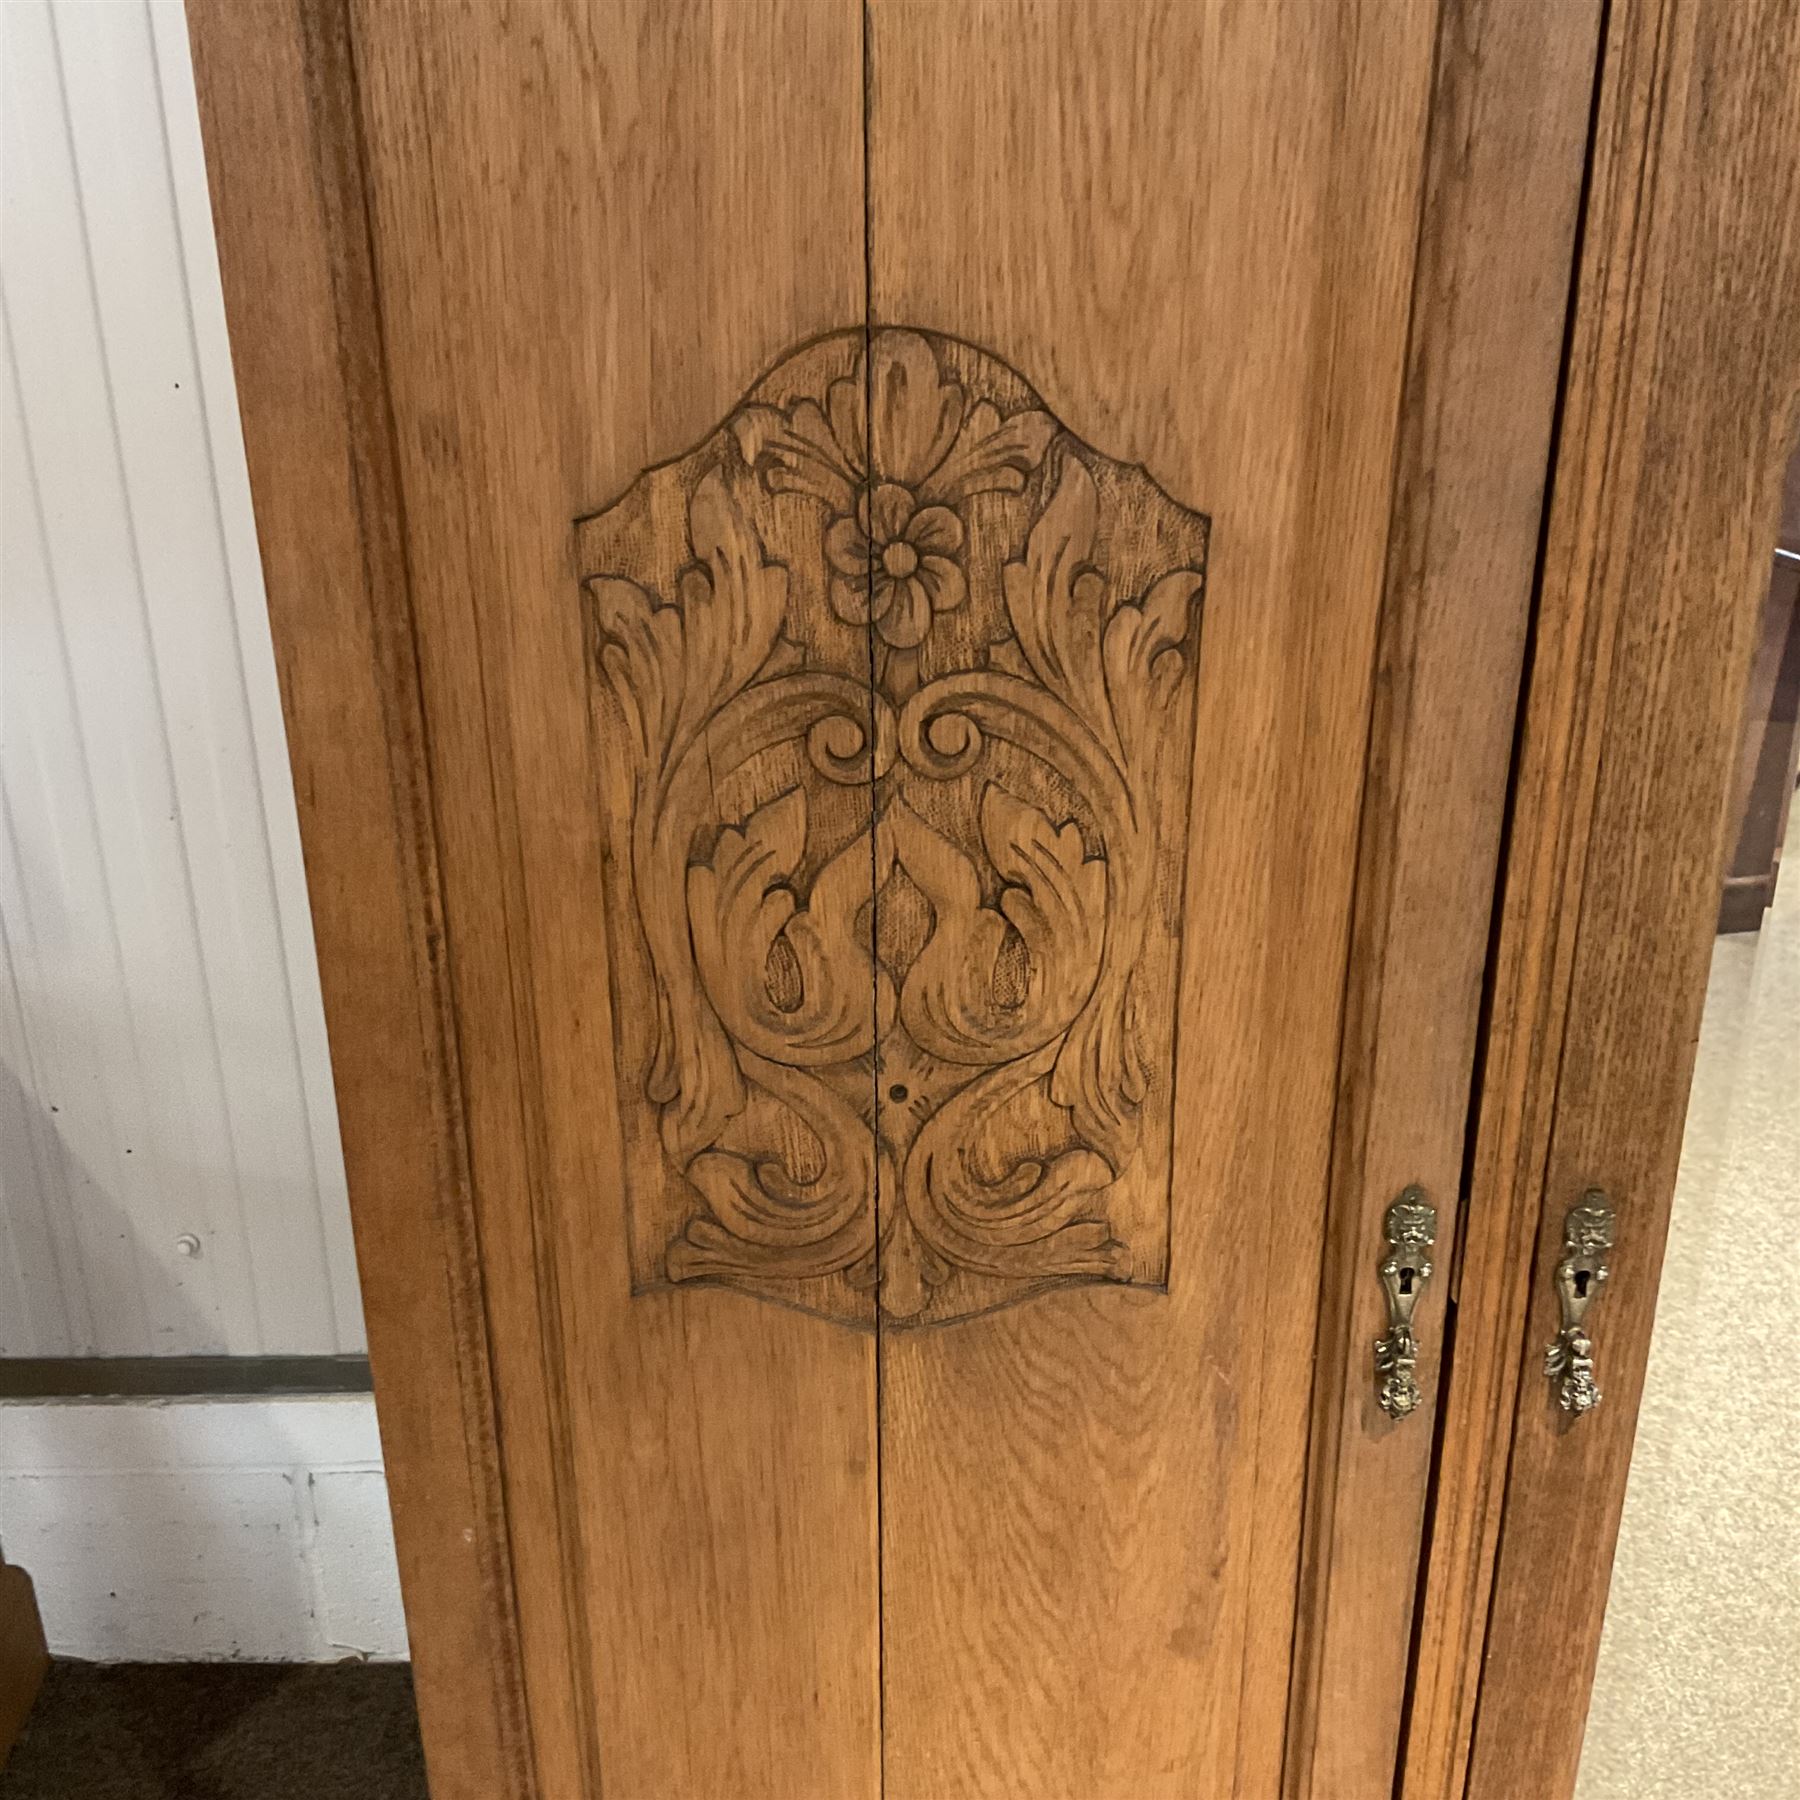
[882,790,1105,1069]
[687,788,886,1069]
[579,328,1208,1327]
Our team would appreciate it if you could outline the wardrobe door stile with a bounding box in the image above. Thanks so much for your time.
[1284,4,1600,1794]
[187,5,538,1792]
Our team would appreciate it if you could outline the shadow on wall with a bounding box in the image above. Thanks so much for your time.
[0,1054,221,1357]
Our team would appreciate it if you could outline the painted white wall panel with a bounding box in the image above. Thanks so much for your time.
[0,0,362,1354]
[0,1396,407,1661]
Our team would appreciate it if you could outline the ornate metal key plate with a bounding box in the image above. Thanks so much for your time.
[1545,1189,1616,1415]
[1375,1187,1438,1420]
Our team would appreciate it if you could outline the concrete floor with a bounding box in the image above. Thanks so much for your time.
[1576,862,1800,1798]
[0,1662,426,1800]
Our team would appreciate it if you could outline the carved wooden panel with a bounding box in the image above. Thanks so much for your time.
[578,328,1208,1327]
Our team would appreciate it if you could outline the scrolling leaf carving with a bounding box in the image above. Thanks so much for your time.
[579,329,1209,1328]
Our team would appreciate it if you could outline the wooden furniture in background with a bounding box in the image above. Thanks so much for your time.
[1718,445,1800,933]
[0,1554,48,1765]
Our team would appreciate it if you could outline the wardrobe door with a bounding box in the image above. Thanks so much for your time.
[190,2,1596,1797]
[191,5,879,1798]
[862,6,1600,1798]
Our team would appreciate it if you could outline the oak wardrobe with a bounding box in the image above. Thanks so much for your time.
[188,1,1800,1795]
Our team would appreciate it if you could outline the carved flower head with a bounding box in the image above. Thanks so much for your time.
[824,482,967,646]
[733,329,1059,653]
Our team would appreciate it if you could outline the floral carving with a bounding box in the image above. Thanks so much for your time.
[825,486,966,646]
[579,329,1209,1327]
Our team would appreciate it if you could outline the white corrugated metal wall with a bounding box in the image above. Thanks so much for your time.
[1,0,363,1357]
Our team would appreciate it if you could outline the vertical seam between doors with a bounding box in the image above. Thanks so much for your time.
[861,7,887,1797]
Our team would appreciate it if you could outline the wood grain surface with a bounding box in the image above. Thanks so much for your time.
[349,6,879,1795]
[187,6,534,1794]
[198,3,877,1797]
[867,4,1446,1794]
[1281,3,1601,1794]
[187,0,1639,1793]
[1406,1,1800,1794]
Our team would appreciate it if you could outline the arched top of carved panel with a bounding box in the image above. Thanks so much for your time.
[578,328,1209,1329]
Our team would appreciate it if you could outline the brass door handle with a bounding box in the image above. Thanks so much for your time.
[1375,1188,1438,1420]
[1544,1190,1616,1416]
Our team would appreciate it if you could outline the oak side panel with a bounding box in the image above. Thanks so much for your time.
[186,6,536,1796]
[1457,2,1800,1794]
[867,4,1438,1794]
[1282,4,1601,1795]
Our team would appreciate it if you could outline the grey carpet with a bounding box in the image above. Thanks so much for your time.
[0,1662,428,1800]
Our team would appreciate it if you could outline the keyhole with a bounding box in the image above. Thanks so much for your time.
[1398,1266,1416,1296]
[1574,1269,1592,1299]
